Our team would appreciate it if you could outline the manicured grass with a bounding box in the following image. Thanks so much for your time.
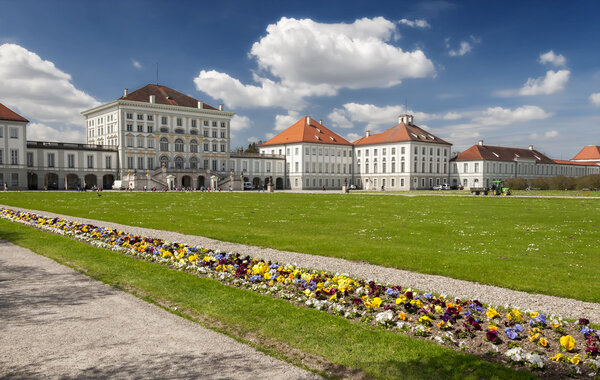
[0,218,533,379]
[1,191,599,303]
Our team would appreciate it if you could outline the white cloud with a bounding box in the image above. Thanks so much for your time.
[519,70,570,95]
[0,43,100,125]
[590,92,600,107]
[530,130,560,140]
[230,115,252,131]
[446,36,480,57]
[473,105,551,125]
[247,136,260,143]
[345,132,362,142]
[274,110,300,131]
[26,122,85,143]
[398,18,431,28]
[327,102,463,131]
[495,70,570,97]
[539,50,566,67]
[194,17,435,109]
[132,59,142,69]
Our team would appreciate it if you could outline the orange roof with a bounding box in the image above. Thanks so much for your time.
[260,116,352,146]
[454,144,554,163]
[353,122,451,146]
[554,160,600,166]
[0,103,28,122]
[120,84,218,110]
[571,146,600,161]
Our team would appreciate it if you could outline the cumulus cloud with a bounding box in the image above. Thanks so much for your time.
[519,70,570,95]
[496,70,570,97]
[132,59,142,69]
[327,102,463,131]
[473,105,551,125]
[345,132,362,142]
[194,17,435,109]
[530,130,560,139]
[539,50,566,67]
[230,115,252,131]
[398,18,431,28]
[590,92,600,107]
[0,43,100,125]
[446,36,480,57]
[26,122,85,143]
[274,111,300,131]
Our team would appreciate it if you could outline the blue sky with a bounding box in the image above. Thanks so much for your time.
[0,0,599,159]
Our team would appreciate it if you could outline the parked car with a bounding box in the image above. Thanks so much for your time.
[243,182,253,190]
[432,184,451,190]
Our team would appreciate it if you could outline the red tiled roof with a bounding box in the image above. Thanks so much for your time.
[120,84,217,110]
[0,103,28,122]
[453,144,555,163]
[353,122,451,146]
[571,146,600,161]
[260,116,352,146]
[554,160,600,166]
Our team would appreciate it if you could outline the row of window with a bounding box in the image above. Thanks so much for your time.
[88,114,116,127]
[125,113,228,129]
[355,161,448,175]
[0,126,19,139]
[357,146,448,158]
[300,177,352,188]
[300,162,353,174]
[455,162,591,177]
[0,149,19,165]
[20,152,112,170]
[126,156,224,171]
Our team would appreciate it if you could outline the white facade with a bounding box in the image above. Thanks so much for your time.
[259,142,354,190]
[81,89,234,178]
[0,118,28,188]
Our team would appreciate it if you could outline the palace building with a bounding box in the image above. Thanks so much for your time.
[1,83,598,191]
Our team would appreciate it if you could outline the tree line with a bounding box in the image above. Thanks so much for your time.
[505,174,600,190]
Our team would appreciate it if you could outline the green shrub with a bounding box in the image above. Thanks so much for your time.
[505,177,528,190]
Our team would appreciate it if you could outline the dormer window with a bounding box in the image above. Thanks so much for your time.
[314,135,321,140]
[492,152,499,158]
[329,136,335,141]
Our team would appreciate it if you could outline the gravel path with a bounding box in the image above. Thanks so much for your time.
[0,240,320,379]
[2,204,599,324]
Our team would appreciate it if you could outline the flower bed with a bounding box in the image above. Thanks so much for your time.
[1,207,599,378]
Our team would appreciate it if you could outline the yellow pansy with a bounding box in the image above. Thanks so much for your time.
[371,297,382,308]
[560,335,575,351]
[550,353,563,362]
[486,308,499,319]
[571,354,580,365]
[395,295,407,304]
[434,305,443,314]
[398,312,407,321]
[539,337,548,347]
[329,293,337,301]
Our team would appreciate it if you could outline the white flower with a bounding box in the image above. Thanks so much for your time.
[375,310,394,325]
[505,347,526,363]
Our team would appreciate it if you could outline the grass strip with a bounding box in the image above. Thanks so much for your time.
[0,192,598,303]
[0,218,533,380]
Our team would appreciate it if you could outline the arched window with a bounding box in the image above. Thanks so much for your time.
[160,137,169,152]
[175,139,184,152]
[160,155,169,168]
[190,139,198,153]
[190,157,198,169]
[175,156,184,169]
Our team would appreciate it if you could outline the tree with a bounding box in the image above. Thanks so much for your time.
[505,177,528,190]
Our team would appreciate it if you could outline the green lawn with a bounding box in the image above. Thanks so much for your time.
[1,191,599,303]
[0,218,533,379]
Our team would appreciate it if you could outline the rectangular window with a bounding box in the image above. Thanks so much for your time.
[147,138,154,148]
[203,143,209,151]
[203,130,209,137]
[47,153,55,168]
[221,122,226,128]
[401,147,405,154]
[463,163,468,173]
[106,156,112,169]
[10,128,18,139]
[220,131,226,138]
[126,124,133,132]
[68,154,75,168]
[127,157,134,169]
[137,114,143,120]
[191,120,197,128]
[10,149,18,165]
[11,173,18,187]
[203,120,209,126]
[147,115,153,121]
[87,155,94,169]
[177,118,182,126]
[127,136,134,147]
[137,125,143,132]
[474,163,479,173]
[0,126,3,138]
[147,125,153,133]
[161,116,167,124]
[212,121,217,127]
[137,157,144,169]
[212,144,217,152]
[27,152,34,167]
[212,131,217,138]
[220,144,225,152]
[147,157,153,170]
[126,113,133,119]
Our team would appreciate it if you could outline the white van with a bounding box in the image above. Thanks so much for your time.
[243,182,253,190]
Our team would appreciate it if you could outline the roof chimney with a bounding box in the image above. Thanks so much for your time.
[478,139,484,146]
[319,119,322,125]
[218,104,224,111]
[149,95,155,103]
[366,130,371,137]
[529,144,534,150]
[198,101,204,109]
[306,116,311,125]
[124,88,128,97]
